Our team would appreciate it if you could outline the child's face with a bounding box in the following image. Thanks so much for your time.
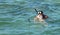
[38,12,42,14]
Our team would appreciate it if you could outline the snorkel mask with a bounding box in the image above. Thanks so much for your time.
[38,11,43,14]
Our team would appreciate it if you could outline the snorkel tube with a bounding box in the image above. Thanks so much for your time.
[34,8,38,14]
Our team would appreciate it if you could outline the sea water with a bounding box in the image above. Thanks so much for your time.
[0,0,60,35]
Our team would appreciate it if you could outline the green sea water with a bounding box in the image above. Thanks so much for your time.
[0,0,60,35]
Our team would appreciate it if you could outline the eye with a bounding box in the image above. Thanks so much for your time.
[38,12,39,14]
[40,12,41,13]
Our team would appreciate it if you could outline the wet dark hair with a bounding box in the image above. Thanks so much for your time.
[40,11,43,14]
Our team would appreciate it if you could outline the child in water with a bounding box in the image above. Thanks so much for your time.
[34,11,48,22]
[34,11,48,26]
